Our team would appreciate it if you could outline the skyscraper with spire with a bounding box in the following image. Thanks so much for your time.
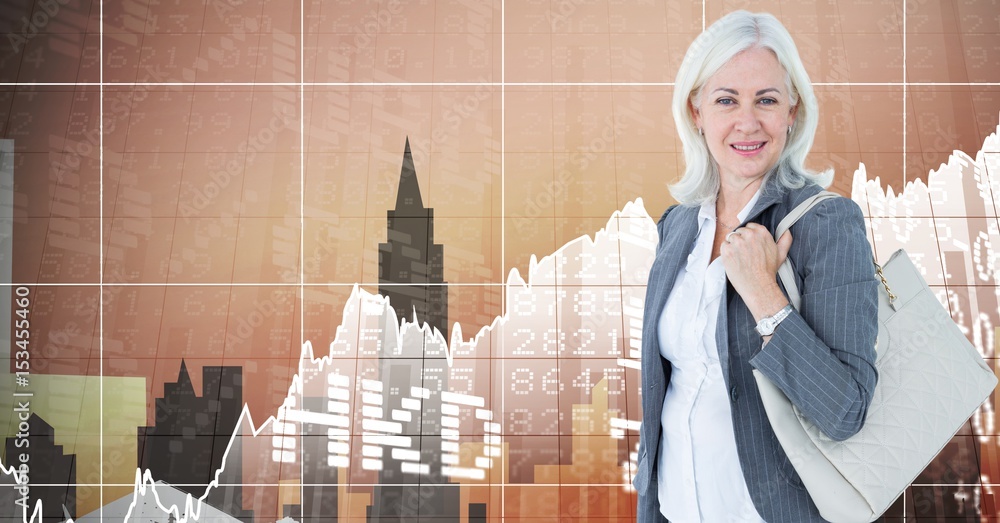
[378,137,449,338]
[136,361,251,521]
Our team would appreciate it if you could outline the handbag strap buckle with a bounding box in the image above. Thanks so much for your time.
[873,259,897,305]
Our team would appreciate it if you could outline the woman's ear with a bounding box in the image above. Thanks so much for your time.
[788,103,799,127]
[689,98,701,129]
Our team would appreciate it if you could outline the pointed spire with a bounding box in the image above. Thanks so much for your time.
[27,412,55,436]
[395,136,425,210]
[176,359,195,395]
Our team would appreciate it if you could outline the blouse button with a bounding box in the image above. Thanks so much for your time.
[730,385,739,402]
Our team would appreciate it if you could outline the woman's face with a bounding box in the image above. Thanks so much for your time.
[692,47,798,187]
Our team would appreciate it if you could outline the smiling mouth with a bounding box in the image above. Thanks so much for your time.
[732,143,765,151]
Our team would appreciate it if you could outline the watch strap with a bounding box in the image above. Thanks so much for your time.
[756,304,794,336]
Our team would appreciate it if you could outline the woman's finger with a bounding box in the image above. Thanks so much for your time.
[776,230,793,264]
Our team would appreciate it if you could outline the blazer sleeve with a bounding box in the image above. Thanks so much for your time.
[657,204,680,239]
[749,196,879,441]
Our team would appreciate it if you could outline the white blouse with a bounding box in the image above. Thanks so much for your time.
[656,189,766,523]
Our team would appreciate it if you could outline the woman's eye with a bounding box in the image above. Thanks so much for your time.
[758,98,778,105]
[716,98,735,105]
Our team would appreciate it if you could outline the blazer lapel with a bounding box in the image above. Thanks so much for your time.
[642,205,700,367]
[739,173,788,228]
[718,174,790,385]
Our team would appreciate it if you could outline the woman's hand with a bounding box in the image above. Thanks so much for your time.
[720,223,793,322]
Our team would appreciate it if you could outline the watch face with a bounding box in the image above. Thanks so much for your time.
[756,305,792,335]
[756,318,776,336]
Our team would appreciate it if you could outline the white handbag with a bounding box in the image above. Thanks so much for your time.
[752,191,998,523]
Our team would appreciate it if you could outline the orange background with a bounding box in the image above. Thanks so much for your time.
[1,0,999,520]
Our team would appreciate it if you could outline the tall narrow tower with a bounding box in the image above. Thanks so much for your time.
[378,138,448,338]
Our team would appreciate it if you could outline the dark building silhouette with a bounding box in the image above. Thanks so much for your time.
[282,395,357,521]
[204,415,255,523]
[469,503,487,523]
[137,361,252,521]
[302,396,339,522]
[1,413,76,522]
[0,468,19,523]
[379,137,449,339]
[367,320,461,522]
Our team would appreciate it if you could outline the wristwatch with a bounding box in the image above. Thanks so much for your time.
[755,304,794,336]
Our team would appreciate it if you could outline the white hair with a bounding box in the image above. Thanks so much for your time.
[668,10,833,206]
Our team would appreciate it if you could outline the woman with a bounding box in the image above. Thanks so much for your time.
[634,11,879,523]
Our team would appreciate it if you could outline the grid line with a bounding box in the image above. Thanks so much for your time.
[99,0,105,516]
[903,0,908,189]
[4,81,1000,87]
[6,481,1000,488]
[500,0,506,517]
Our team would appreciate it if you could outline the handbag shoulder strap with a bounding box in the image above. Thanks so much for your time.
[775,191,840,240]
[774,191,840,309]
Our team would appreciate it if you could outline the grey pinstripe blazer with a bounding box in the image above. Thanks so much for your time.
[633,175,879,522]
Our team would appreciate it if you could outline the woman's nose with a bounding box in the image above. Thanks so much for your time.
[733,106,762,133]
